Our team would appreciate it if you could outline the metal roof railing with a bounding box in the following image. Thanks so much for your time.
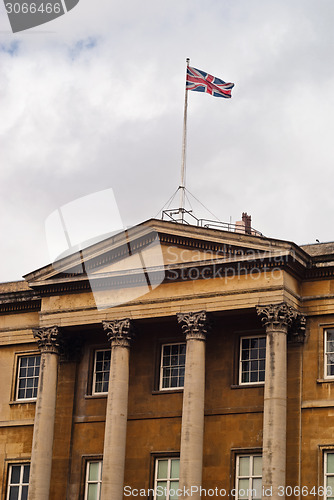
[161,208,264,237]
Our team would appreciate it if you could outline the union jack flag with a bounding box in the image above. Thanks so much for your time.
[186,66,234,98]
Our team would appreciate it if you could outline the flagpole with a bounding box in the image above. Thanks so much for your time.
[179,58,190,222]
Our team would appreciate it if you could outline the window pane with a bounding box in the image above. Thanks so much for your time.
[9,487,19,500]
[89,462,100,481]
[171,376,178,387]
[170,481,179,500]
[21,486,29,500]
[171,459,180,479]
[171,345,179,355]
[10,466,21,484]
[242,338,250,349]
[327,342,334,353]
[253,478,262,499]
[327,330,334,342]
[238,479,249,497]
[157,481,167,500]
[327,476,334,489]
[239,456,249,476]
[87,483,98,500]
[259,337,266,348]
[328,454,334,473]
[23,465,30,483]
[157,460,168,479]
[253,456,262,475]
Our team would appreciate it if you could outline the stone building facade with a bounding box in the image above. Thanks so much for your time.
[1,218,334,499]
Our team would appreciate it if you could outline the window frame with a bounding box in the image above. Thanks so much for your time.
[324,329,334,380]
[239,335,266,386]
[159,342,186,391]
[15,353,41,402]
[153,456,180,500]
[84,460,103,500]
[324,450,334,499]
[6,462,30,500]
[92,349,111,396]
[235,453,262,500]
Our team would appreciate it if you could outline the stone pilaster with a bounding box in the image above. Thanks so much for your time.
[28,326,61,500]
[100,319,134,500]
[256,303,305,499]
[177,311,209,500]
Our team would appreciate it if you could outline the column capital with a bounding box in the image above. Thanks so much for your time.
[33,326,62,354]
[256,302,306,340]
[177,310,210,341]
[103,319,134,347]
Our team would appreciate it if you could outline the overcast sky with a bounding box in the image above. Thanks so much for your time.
[1,0,334,282]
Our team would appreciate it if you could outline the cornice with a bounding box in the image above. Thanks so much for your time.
[23,251,304,298]
[304,265,334,280]
[0,289,41,314]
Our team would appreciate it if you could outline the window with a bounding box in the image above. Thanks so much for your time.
[6,463,30,500]
[85,461,102,500]
[239,337,266,385]
[324,330,334,378]
[236,455,262,500]
[154,457,180,500]
[324,452,334,498]
[16,356,40,400]
[93,350,111,394]
[160,343,186,390]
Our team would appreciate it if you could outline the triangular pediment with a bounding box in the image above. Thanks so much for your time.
[24,218,310,290]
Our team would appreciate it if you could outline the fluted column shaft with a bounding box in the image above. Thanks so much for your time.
[177,311,209,500]
[257,303,304,500]
[28,326,61,500]
[100,319,134,500]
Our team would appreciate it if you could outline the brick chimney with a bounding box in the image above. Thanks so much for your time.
[242,212,252,235]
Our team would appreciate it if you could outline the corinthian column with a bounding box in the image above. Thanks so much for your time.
[100,319,134,500]
[177,311,209,500]
[28,326,61,500]
[256,303,305,499]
